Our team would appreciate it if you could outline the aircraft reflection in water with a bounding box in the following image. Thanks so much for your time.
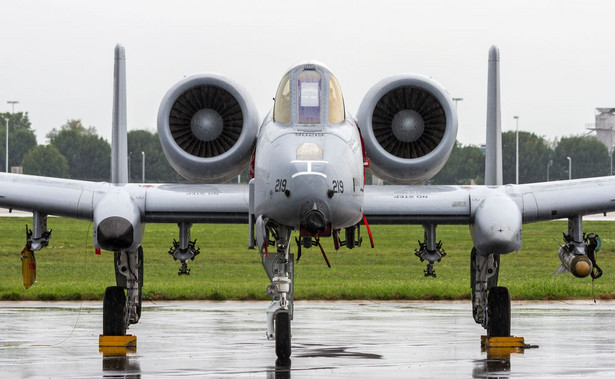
[1,44,614,359]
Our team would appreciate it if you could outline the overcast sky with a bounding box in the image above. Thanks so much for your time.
[2,0,615,146]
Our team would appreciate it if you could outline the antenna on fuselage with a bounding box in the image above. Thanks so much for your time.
[485,45,503,186]
[111,43,128,184]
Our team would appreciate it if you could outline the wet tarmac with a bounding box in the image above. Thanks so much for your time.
[1,300,614,378]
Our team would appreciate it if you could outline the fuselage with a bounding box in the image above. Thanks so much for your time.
[253,63,364,234]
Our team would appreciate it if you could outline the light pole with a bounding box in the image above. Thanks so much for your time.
[6,100,19,173]
[7,101,19,114]
[128,152,132,181]
[514,116,519,184]
[547,160,552,181]
[567,156,572,180]
[141,151,145,183]
[3,118,7,172]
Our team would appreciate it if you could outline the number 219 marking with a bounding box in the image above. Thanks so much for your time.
[332,180,344,193]
[275,179,287,192]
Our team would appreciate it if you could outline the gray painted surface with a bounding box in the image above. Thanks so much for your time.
[485,45,503,186]
[111,44,128,185]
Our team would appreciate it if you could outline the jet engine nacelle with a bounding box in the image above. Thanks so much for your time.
[157,73,259,183]
[357,74,457,184]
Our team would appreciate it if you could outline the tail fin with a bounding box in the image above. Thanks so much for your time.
[484,45,503,186]
[111,44,128,184]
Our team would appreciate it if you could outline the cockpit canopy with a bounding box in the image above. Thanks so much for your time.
[273,63,345,125]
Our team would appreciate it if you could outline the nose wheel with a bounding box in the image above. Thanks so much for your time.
[275,312,291,359]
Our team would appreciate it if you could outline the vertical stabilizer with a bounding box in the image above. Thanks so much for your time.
[111,44,128,184]
[485,45,503,186]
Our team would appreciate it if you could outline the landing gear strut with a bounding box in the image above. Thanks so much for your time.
[103,246,143,336]
[258,217,294,359]
[471,248,510,337]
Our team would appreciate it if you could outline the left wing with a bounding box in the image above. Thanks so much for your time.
[363,176,615,270]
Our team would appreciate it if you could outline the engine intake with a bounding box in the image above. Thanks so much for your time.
[357,74,457,184]
[158,73,259,183]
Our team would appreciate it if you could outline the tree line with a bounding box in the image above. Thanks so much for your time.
[0,112,182,182]
[431,131,611,185]
[1,112,611,184]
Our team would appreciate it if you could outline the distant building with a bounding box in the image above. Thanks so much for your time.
[586,108,615,154]
[586,108,615,174]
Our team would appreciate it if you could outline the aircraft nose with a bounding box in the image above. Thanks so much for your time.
[304,209,326,235]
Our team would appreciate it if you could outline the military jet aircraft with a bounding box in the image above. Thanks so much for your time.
[1,45,613,359]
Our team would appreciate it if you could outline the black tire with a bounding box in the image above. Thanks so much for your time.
[488,286,511,337]
[103,286,127,336]
[275,312,291,359]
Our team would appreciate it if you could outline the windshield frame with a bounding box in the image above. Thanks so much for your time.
[273,63,345,126]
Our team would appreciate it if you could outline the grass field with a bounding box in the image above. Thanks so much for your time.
[0,217,613,301]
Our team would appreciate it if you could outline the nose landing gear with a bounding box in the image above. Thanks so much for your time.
[258,217,294,359]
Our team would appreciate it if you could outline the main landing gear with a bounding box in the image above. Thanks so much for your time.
[470,248,511,337]
[257,217,294,359]
[103,247,143,336]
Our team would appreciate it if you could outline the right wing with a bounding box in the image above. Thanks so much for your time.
[0,172,103,219]
[362,184,471,225]
[0,172,250,223]
[0,172,250,253]
[363,176,615,225]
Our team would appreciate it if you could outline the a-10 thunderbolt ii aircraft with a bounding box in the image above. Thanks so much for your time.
[0,45,613,359]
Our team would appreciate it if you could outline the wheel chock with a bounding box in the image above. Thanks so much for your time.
[99,335,137,348]
[481,335,538,350]
[481,335,524,348]
[99,335,137,356]
[99,345,137,356]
